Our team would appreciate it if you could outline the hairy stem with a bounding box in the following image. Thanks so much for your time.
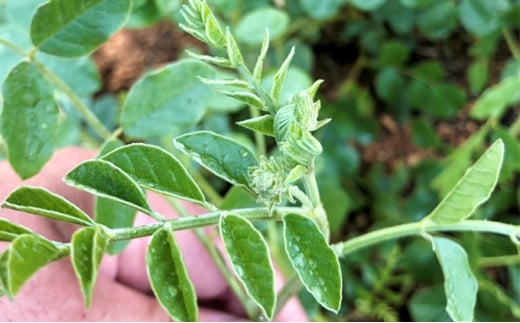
[333,219,520,257]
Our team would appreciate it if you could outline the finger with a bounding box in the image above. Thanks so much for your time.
[0,258,169,322]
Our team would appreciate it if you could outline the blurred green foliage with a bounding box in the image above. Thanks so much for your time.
[0,0,519,321]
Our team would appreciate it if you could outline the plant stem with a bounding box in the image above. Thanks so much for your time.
[32,60,112,140]
[302,170,321,208]
[502,27,520,60]
[274,272,303,317]
[248,105,266,156]
[109,206,303,241]
[479,254,520,267]
[333,219,520,257]
[0,38,28,57]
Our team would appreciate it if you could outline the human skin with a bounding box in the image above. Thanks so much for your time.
[0,147,308,321]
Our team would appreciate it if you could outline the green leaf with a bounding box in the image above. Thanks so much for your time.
[283,213,342,312]
[6,234,60,296]
[237,115,275,136]
[147,227,198,322]
[219,214,275,319]
[30,0,132,57]
[0,251,9,298]
[428,139,504,224]
[299,0,345,20]
[95,197,136,255]
[470,77,520,120]
[64,160,152,215]
[235,7,289,46]
[262,67,313,106]
[417,1,458,39]
[253,29,270,82]
[2,187,94,226]
[271,47,295,104]
[375,67,406,105]
[432,237,477,322]
[467,57,489,94]
[174,131,257,187]
[0,61,58,179]
[348,0,386,11]
[217,90,267,111]
[458,0,501,36]
[409,285,451,322]
[121,59,215,139]
[101,144,205,204]
[225,28,243,67]
[0,219,34,242]
[71,226,108,308]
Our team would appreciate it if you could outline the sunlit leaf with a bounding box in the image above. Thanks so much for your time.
[428,139,504,224]
[6,234,60,296]
[2,187,94,226]
[101,143,205,204]
[30,0,132,57]
[220,214,275,319]
[0,61,58,179]
[65,160,152,215]
[458,0,500,36]
[432,237,477,322]
[174,131,257,187]
[71,226,108,308]
[147,227,198,322]
[283,213,342,312]
[235,7,289,46]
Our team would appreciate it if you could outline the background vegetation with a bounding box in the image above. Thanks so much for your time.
[0,0,519,321]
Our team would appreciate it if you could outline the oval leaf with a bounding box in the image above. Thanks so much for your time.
[235,7,289,46]
[283,213,342,312]
[30,0,132,57]
[174,131,257,186]
[147,227,198,322]
[2,186,94,226]
[121,60,215,139]
[71,226,108,308]
[432,237,477,322]
[220,214,275,319]
[470,77,520,120]
[101,143,205,204]
[64,160,152,215]
[0,61,58,179]
[6,234,60,296]
[0,219,34,242]
[428,139,504,224]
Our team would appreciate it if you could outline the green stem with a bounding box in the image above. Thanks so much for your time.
[478,254,520,267]
[502,27,520,60]
[0,38,28,57]
[109,206,303,241]
[274,272,303,318]
[302,170,321,208]
[237,64,277,113]
[248,105,266,156]
[333,219,520,257]
[32,60,112,140]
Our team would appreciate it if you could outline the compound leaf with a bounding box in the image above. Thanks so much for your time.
[2,187,94,226]
[428,139,504,224]
[101,143,205,204]
[6,234,60,296]
[1,61,58,179]
[174,131,257,187]
[0,219,34,242]
[65,160,152,215]
[432,237,477,322]
[283,213,342,312]
[220,214,275,319]
[30,0,132,57]
[147,227,197,322]
[71,226,108,308]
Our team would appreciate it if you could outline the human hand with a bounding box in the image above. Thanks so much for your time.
[0,147,308,321]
